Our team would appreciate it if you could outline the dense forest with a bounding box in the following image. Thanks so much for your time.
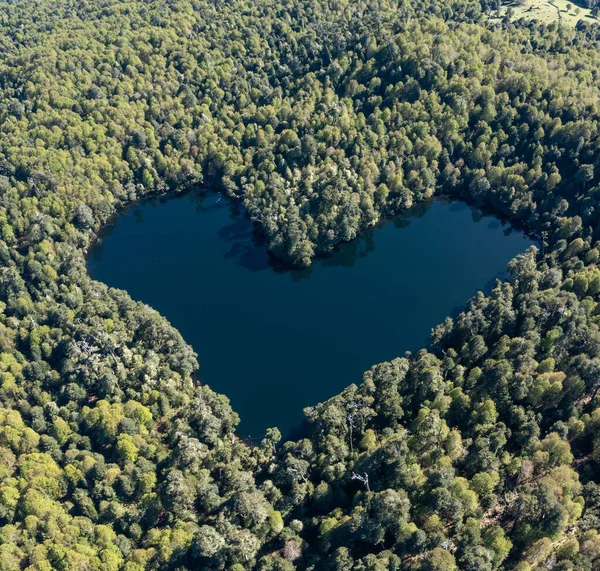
[2,0,600,569]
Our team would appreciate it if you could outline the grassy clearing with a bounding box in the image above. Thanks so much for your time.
[494,0,597,27]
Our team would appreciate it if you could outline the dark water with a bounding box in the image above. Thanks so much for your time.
[87,193,533,438]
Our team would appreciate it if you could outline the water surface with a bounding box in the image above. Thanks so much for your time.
[87,193,533,437]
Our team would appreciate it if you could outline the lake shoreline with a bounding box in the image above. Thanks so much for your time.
[87,190,533,437]
[86,184,539,273]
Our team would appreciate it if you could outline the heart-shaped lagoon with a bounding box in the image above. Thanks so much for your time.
[87,193,533,438]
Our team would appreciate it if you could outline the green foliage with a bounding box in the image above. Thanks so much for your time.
[1,0,600,568]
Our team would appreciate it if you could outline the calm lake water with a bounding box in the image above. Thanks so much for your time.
[87,193,533,438]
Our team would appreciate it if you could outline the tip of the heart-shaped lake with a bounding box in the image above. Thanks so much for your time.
[87,192,533,438]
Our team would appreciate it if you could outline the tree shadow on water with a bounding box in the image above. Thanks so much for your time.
[218,218,272,272]
[320,231,377,270]
[449,200,468,213]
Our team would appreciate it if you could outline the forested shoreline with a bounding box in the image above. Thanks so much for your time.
[2,0,600,569]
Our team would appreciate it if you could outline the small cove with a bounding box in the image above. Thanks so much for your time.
[87,192,534,438]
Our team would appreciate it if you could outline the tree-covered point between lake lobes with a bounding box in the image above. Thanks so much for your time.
[2,0,600,569]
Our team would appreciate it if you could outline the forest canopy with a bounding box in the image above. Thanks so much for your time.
[1,0,600,569]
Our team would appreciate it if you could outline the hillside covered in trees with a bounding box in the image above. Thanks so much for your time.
[2,0,600,569]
